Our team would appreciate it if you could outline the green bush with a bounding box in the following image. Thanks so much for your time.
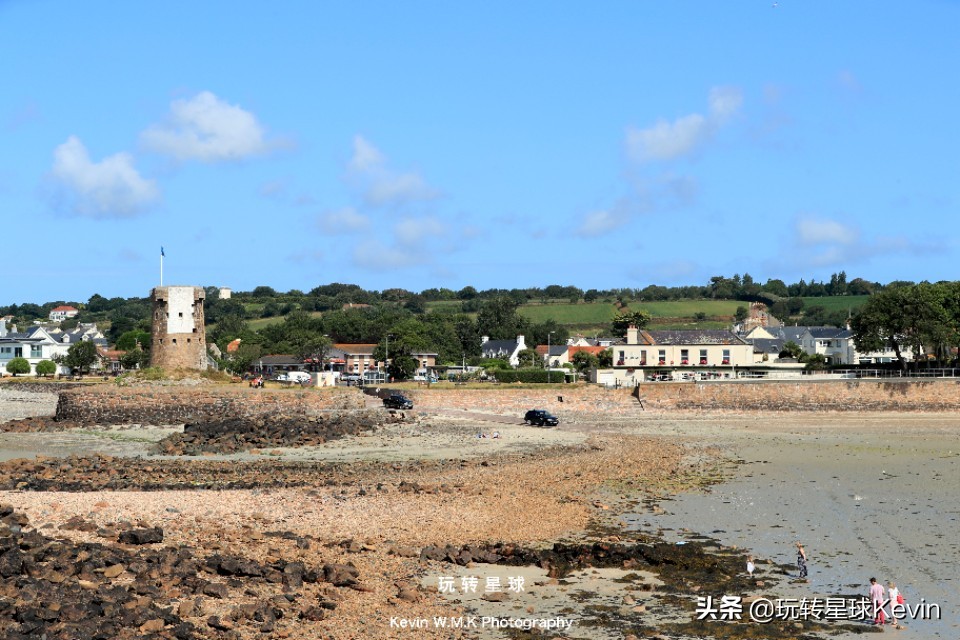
[488,368,567,383]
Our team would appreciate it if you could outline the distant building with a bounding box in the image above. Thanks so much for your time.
[480,335,527,367]
[150,286,207,370]
[49,305,79,322]
[219,287,232,299]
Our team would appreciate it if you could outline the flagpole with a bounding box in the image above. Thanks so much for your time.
[160,247,164,286]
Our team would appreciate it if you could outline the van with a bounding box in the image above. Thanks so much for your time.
[278,371,312,384]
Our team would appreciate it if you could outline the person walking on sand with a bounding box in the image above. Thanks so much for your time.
[746,556,755,576]
[869,577,886,625]
[795,542,808,579]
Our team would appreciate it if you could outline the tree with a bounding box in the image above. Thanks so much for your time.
[779,341,804,360]
[517,348,538,368]
[120,347,150,371]
[598,348,613,368]
[734,306,749,323]
[611,309,652,336]
[35,360,57,377]
[572,351,599,373]
[116,329,151,352]
[387,355,419,380]
[5,357,30,376]
[476,297,529,340]
[57,340,100,374]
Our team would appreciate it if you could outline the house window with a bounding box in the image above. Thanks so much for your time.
[658,349,666,364]
[640,350,647,365]
[617,350,625,366]
[680,349,689,364]
[0,347,10,354]
[31,346,43,358]
[722,349,730,365]
[699,349,708,365]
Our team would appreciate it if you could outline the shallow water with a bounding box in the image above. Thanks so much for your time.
[627,428,960,639]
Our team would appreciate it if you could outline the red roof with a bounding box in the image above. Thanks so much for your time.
[567,346,606,357]
[52,305,78,312]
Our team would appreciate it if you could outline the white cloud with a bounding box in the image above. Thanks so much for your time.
[708,86,743,122]
[626,86,743,163]
[346,135,439,206]
[141,91,274,162]
[318,207,370,234]
[48,136,159,218]
[576,200,633,237]
[352,239,425,269]
[795,216,858,246]
[626,114,708,162]
[394,216,447,246]
[348,135,386,173]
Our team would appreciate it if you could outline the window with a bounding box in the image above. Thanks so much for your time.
[680,349,689,364]
[31,346,43,358]
[0,347,10,354]
[617,350,625,365]
[699,349,708,365]
[722,349,730,365]
[640,350,647,365]
[658,349,666,364]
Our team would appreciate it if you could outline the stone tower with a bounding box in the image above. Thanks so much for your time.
[150,286,207,370]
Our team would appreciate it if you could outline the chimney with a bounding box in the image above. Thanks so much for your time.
[516,335,526,350]
[626,325,639,345]
[481,335,489,345]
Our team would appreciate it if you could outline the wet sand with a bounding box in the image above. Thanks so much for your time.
[622,416,960,639]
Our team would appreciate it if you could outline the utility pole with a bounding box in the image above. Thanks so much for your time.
[547,331,554,384]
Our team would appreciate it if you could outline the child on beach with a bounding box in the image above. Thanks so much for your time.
[796,542,808,579]
[746,556,755,576]
[888,581,903,627]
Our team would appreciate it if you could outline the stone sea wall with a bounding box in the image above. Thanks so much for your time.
[54,386,365,425]
[401,378,960,414]
[43,378,960,426]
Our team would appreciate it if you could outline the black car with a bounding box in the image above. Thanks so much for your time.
[524,409,559,426]
[383,394,414,410]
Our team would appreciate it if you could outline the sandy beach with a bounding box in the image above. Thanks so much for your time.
[1,386,958,639]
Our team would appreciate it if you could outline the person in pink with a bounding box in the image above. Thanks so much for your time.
[869,577,886,625]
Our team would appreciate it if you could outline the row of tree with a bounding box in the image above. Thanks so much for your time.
[1,272,888,330]
[851,282,960,370]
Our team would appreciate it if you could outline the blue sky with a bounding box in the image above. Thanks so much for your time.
[2,1,957,305]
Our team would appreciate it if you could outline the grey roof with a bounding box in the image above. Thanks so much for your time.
[750,337,787,354]
[257,354,303,366]
[765,326,808,343]
[647,330,748,346]
[481,339,519,355]
[807,326,852,339]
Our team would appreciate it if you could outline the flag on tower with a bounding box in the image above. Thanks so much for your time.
[161,246,165,257]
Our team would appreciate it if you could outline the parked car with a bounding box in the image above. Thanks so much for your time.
[383,394,414,410]
[524,409,559,427]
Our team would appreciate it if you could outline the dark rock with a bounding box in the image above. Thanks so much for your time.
[118,527,164,545]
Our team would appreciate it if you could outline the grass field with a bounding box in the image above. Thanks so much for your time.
[517,302,619,324]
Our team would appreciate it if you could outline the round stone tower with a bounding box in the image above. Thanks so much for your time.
[149,286,207,370]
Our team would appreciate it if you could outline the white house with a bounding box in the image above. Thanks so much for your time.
[48,305,79,322]
[0,319,107,376]
[744,325,910,365]
[480,335,527,367]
